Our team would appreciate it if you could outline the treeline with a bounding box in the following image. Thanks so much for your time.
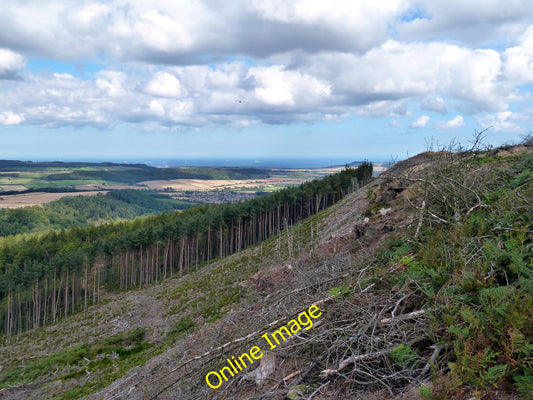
[0,186,78,196]
[46,166,270,184]
[0,163,372,337]
[0,191,197,237]
[0,160,150,172]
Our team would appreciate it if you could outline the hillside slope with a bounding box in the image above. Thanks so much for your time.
[1,145,532,400]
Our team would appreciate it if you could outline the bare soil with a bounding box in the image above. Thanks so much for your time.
[0,184,27,192]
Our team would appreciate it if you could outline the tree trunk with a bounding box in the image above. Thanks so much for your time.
[179,237,185,275]
[85,266,88,309]
[65,269,69,319]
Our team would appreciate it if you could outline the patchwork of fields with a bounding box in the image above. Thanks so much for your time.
[0,160,389,209]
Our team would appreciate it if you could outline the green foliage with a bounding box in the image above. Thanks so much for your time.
[390,344,419,370]
[416,385,432,399]
[0,160,151,172]
[327,285,352,298]
[0,328,149,390]
[0,190,197,236]
[168,316,196,337]
[375,151,533,397]
[0,160,270,185]
[514,370,533,399]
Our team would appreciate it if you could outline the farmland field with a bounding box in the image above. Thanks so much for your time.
[0,160,389,209]
[0,191,108,209]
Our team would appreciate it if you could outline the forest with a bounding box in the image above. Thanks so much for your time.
[0,190,197,237]
[0,163,372,337]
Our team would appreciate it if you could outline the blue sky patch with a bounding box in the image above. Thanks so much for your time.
[401,6,431,23]
[27,58,105,79]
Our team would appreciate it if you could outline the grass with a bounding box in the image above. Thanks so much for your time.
[46,179,122,186]
[0,177,50,187]
[0,328,156,397]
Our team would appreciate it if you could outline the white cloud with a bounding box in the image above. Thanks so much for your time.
[0,0,406,63]
[411,115,430,128]
[0,111,25,125]
[398,1,533,46]
[0,48,25,77]
[0,1,532,133]
[149,100,165,116]
[255,86,294,106]
[355,100,408,118]
[249,65,330,107]
[503,25,533,84]
[96,71,126,98]
[474,111,522,132]
[144,72,183,98]
[251,66,295,106]
[302,40,512,115]
[435,115,465,130]
[0,0,210,60]
[250,0,405,52]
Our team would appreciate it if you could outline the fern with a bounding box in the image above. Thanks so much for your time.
[479,285,514,301]
[480,364,507,388]
[327,286,352,299]
[514,370,533,400]
[519,343,533,359]
[390,344,419,370]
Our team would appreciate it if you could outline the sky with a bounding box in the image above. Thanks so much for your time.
[1,1,533,163]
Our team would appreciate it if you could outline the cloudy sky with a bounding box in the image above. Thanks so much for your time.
[1,1,533,162]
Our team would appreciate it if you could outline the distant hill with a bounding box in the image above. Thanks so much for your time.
[324,160,365,168]
[326,160,394,174]
[45,166,270,184]
[0,159,153,171]
[0,159,271,192]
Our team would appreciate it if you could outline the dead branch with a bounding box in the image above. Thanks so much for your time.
[268,369,302,391]
[426,210,449,224]
[350,368,394,395]
[419,344,450,380]
[380,309,427,325]
[414,200,425,239]
[307,381,330,400]
[283,370,301,383]
[149,295,338,399]
[390,294,409,319]
[320,348,392,377]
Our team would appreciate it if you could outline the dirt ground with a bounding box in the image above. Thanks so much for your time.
[0,191,108,209]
